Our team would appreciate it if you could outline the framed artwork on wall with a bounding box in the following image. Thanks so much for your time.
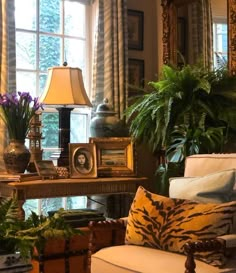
[69,143,97,178]
[128,9,144,50]
[128,58,145,99]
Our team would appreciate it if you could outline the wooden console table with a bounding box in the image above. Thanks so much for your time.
[0,176,148,218]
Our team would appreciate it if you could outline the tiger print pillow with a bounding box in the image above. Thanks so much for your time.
[125,186,236,266]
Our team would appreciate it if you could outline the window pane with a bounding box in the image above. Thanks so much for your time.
[23,199,39,219]
[15,0,36,31]
[213,22,228,68]
[64,1,85,37]
[41,198,64,215]
[71,112,89,143]
[39,73,48,95]
[39,35,62,70]
[39,0,61,34]
[16,71,36,96]
[65,38,85,69]
[42,112,59,148]
[66,197,87,209]
[16,32,36,69]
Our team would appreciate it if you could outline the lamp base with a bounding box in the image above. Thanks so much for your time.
[57,155,69,167]
[56,107,73,168]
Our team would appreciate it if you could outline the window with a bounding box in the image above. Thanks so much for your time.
[15,0,92,218]
[213,19,228,68]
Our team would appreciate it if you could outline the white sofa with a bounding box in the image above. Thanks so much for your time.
[88,154,236,273]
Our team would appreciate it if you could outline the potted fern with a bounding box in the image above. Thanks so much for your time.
[125,63,236,195]
[0,198,81,262]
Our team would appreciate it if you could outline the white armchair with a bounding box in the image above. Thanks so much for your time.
[88,154,236,273]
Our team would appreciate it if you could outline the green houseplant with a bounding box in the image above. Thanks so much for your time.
[0,198,81,259]
[125,63,236,195]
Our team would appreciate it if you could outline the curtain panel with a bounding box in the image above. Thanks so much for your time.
[188,0,213,68]
[0,0,16,171]
[91,0,128,119]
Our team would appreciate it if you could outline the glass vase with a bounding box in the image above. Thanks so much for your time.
[3,139,31,174]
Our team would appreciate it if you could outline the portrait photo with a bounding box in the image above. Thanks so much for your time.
[69,143,97,178]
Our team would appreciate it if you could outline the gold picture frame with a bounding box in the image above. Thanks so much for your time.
[89,137,136,177]
[34,160,58,180]
[69,143,97,178]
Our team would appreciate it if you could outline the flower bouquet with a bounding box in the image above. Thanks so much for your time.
[0,92,43,140]
[0,92,43,173]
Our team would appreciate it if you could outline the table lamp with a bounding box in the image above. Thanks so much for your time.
[40,64,92,167]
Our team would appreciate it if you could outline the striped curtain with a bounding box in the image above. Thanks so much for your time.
[188,0,213,68]
[91,0,128,119]
[0,0,16,171]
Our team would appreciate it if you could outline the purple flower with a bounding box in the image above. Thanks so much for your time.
[0,92,44,140]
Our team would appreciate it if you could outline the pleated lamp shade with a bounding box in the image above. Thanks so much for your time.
[40,66,92,108]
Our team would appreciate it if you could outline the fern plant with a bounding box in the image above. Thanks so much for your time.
[125,63,236,195]
[0,198,81,258]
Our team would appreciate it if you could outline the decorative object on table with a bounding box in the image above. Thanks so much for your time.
[34,160,58,180]
[90,98,128,138]
[89,137,136,177]
[0,92,43,174]
[69,143,97,178]
[27,111,44,172]
[56,166,69,178]
[40,62,92,167]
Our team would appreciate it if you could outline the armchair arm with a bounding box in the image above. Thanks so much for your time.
[184,238,225,273]
[87,219,127,273]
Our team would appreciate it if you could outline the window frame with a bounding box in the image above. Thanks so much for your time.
[15,0,93,217]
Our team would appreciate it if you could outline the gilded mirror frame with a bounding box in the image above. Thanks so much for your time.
[161,0,236,75]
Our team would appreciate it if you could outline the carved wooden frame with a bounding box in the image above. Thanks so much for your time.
[162,0,236,74]
[228,0,236,75]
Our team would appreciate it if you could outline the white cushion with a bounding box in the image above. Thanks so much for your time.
[169,169,236,203]
[184,154,236,177]
[91,245,230,273]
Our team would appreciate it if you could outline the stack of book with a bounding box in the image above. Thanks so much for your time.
[0,173,41,182]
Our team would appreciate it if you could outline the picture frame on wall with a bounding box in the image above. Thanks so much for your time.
[69,143,97,178]
[177,17,186,59]
[128,9,144,50]
[89,137,136,177]
[128,58,145,99]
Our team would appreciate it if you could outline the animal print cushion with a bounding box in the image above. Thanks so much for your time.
[125,186,236,266]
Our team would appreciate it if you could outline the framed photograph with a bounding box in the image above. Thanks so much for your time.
[177,17,186,56]
[34,160,58,179]
[128,58,145,99]
[89,137,136,177]
[69,143,97,178]
[128,9,144,50]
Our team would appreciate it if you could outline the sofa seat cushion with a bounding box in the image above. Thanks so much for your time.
[91,245,225,273]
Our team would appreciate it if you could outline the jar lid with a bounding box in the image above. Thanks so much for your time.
[95,98,116,114]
